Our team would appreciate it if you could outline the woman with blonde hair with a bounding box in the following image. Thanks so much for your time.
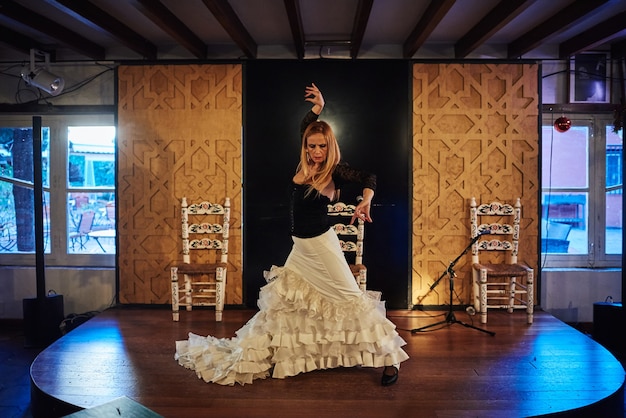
[175,83,409,386]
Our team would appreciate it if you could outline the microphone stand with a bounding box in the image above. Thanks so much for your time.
[411,234,495,336]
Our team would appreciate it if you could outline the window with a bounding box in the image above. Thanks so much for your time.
[67,126,116,255]
[541,113,622,268]
[0,124,50,254]
[0,114,115,266]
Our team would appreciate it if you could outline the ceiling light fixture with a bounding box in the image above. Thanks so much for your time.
[305,40,352,59]
[21,49,65,96]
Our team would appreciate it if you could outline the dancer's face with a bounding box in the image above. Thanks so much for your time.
[306,133,328,165]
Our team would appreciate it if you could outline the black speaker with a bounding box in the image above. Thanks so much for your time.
[23,294,64,348]
[592,302,624,357]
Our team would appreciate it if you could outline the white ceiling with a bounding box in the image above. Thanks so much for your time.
[0,0,625,63]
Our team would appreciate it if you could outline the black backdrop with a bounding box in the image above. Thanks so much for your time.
[243,60,410,309]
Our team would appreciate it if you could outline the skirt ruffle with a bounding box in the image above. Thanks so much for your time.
[175,265,409,386]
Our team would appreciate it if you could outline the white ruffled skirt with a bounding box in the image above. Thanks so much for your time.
[175,228,409,386]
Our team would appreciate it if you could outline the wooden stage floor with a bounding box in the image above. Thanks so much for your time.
[30,307,625,418]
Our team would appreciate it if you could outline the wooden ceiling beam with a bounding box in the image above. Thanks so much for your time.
[350,0,374,59]
[131,0,206,59]
[46,0,157,60]
[201,0,257,59]
[0,24,43,55]
[559,11,626,59]
[0,0,105,60]
[507,0,609,59]
[283,0,305,60]
[403,0,456,59]
[455,0,534,59]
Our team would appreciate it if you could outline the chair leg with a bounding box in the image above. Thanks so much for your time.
[215,268,226,322]
[472,269,480,312]
[171,267,179,322]
[508,276,516,314]
[77,234,87,250]
[358,268,367,292]
[479,269,488,324]
[526,270,534,324]
[184,274,192,312]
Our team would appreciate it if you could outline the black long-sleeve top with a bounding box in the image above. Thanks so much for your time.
[290,111,376,238]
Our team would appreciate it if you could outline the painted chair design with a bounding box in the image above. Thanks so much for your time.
[171,197,230,322]
[470,197,534,324]
[327,201,367,291]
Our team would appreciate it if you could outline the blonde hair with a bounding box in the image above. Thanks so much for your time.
[297,120,341,195]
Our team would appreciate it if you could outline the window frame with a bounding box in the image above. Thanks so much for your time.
[541,112,622,268]
[0,113,115,267]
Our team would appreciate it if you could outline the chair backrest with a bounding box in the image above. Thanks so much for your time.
[470,197,521,265]
[327,201,364,265]
[77,210,95,234]
[105,203,115,227]
[181,197,230,265]
[73,193,89,209]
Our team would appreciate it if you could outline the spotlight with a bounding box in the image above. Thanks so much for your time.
[23,67,65,95]
[21,49,65,96]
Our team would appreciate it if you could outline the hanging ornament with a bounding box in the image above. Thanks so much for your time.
[554,116,571,133]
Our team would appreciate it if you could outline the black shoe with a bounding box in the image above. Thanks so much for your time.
[381,366,398,386]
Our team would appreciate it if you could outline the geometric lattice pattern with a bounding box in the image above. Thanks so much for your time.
[117,64,243,304]
[412,63,539,307]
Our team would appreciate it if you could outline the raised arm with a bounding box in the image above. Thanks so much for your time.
[305,83,324,115]
[300,83,325,137]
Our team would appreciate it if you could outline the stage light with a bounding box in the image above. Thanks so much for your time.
[21,49,65,96]
[24,67,65,95]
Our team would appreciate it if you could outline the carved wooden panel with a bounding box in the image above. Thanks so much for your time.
[412,63,539,307]
[117,64,242,305]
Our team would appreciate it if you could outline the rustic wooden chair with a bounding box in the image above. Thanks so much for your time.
[69,210,95,250]
[470,197,534,324]
[327,201,367,291]
[171,197,230,322]
[105,202,115,228]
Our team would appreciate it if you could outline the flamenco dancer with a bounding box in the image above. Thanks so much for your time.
[175,83,409,386]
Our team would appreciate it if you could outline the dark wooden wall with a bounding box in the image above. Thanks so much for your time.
[244,60,411,308]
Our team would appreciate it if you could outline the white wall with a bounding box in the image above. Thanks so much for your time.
[0,62,115,105]
[1,266,620,322]
[1,62,117,319]
[0,60,623,323]
[540,269,622,323]
[0,267,116,318]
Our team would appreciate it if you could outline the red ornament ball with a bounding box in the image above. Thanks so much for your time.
[554,116,571,133]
